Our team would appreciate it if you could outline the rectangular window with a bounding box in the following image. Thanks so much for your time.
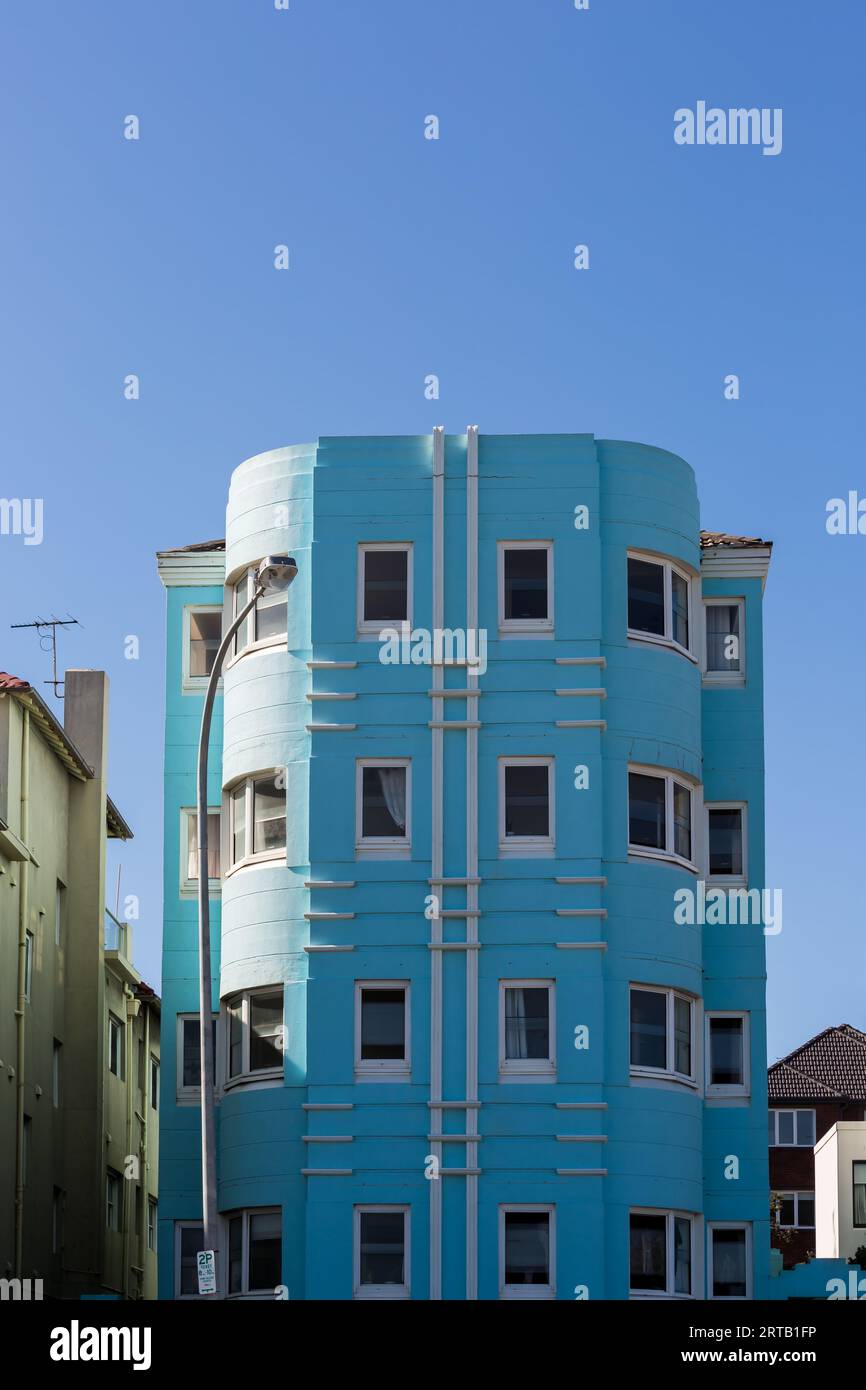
[53,1039,62,1107]
[708,1224,750,1299]
[704,599,745,680]
[358,544,411,633]
[629,1210,694,1297]
[108,1013,124,1079]
[147,1198,157,1252]
[775,1192,815,1229]
[498,542,553,633]
[628,766,696,867]
[228,774,287,869]
[183,808,221,888]
[150,1055,160,1110]
[227,1209,282,1296]
[354,1206,410,1299]
[627,553,693,655]
[706,1014,749,1096]
[185,607,222,684]
[225,989,284,1083]
[500,757,554,856]
[55,881,65,947]
[233,567,288,655]
[854,1163,866,1227]
[177,1015,217,1096]
[500,1206,555,1300]
[630,986,695,1083]
[106,1170,122,1232]
[356,760,411,855]
[355,982,410,1077]
[176,1222,205,1297]
[768,1109,816,1147]
[707,805,746,880]
[500,981,555,1077]
[24,929,34,1001]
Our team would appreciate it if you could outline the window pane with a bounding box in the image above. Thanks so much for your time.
[628,558,665,636]
[363,550,408,623]
[710,1017,744,1086]
[249,991,283,1072]
[360,989,406,1060]
[673,783,691,860]
[249,1211,282,1291]
[853,1164,866,1226]
[709,808,743,876]
[229,1001,243,1077]
[778,1111,794,1145]
[234,574,251,654]
[504,764,549,838]
[182,1018,215,1089]
[629,1213,666,1291]
[798,1195,815,1228]
[255,589,287,643]
[180,1225,204,1295]
[231,784,246,863]
[796,1111,815,1146]
[504,1212,550,1285]
[362,766,407,838]
[630,990,667,1070]
[188,812,221,880]
[671,570,689,649]
[628,773,665,850]
[189,611,221,677]
[504,548,548,621]
[253,776,286,854]
[674,996,691,1076]
[712,1228,746,1298]
[768,1112,775,1145]
[359,1211,405,1285]
[706,604,740,672]
[504,987,550,1061]
[228,1215,243,1295]
[674,1216,692,1295]
[779,1194,795,1226]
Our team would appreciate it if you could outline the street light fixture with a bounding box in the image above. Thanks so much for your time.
[195,555,298,1296]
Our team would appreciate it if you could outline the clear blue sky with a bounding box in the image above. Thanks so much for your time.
[1,1,863,1060]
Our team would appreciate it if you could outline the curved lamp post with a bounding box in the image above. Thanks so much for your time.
[196,555,298,1296]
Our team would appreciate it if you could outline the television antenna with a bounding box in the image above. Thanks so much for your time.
[10,615,81,697]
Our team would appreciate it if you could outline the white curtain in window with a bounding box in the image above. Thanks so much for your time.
[505,988,528,1059]
[713,1234,745,1284]
[378,768,406,832]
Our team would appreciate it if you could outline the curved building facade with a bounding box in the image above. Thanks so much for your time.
[158,432,774,1300]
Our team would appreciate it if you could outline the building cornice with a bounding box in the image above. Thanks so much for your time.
[156,550,226,587]
[700,544,773,592]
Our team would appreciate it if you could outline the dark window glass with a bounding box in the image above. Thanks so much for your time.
[362,766,407,838]
[504,548,548,621]
[711,1228,747,1298]
[504,1212,550,1285]
[249,991,283,1072]
[360,989,406,1060]
[249,1211,282,1290]
[674,995,692,1076]
[189,611,221,677]
[796,1111,815,1146]
[504,764,549,838]
[673,782,692,860]
[629,773,665,850]
[229,1216,243,1294]
[798,1195,815,1228]
[363,550,408,623]
[630,989,667,1070]
[360,1211,405,1285]
[706,604,740,672]
[630,1213,666,1291]
[180,1225,204,1295]
[504,987,550,1060]
[628,558,665,636]
[253,776,286,854]
[229,1001,243,1078]
[182,1017,216,1089]
[709,808,743,876]
[710,1017,744,1086]
[671,570,689,648]
[674,1216,692,1295]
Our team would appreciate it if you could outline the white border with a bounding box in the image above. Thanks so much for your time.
[497,539,554,637]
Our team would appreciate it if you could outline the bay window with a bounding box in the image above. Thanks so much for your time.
[228,773,286,869]
[630,985,696,1084]
[225,988,285,1083]
[629,1210,695,1298]
[232,565,288,656]
[228,1209,282,1297]
[628,766,697,867]
[627,552,693,656]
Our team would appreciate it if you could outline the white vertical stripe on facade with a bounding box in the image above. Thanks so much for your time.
[430,425,445,1301]
[465,426,480,1299]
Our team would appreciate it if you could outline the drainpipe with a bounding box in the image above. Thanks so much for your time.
[14,708,30,1277]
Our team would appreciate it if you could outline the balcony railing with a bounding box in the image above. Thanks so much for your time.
[104,908,129,957]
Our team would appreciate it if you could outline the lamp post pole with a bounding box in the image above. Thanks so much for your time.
[195,556,297,1297]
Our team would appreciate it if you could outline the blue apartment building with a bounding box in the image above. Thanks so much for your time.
[156,431,777,1300]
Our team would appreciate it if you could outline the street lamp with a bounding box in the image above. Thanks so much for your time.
[196,555,298,1296]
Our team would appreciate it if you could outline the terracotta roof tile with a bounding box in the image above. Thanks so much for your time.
[700,531,772,549]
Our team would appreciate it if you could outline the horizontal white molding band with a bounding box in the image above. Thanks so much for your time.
[556,1135,608,1143]
[555,877,607,885]
[555,1168,608,1177]
[306,692,357,701]
[427,1135,482,1143]
[556,1102,608,1110]
[307,661,358,669]
[301,1169,353,1177]
[555,719,607,730]
[555,908,608,918]
[554,689,607,698]
[304,945,355,953]
[305,723,357,732]
[302,1135,353,1143]
[555,942,607,950]
[428,1101,482,1109]
[429,877,482,886]
[428,942,481,951]
[554,657,606,666]
[305,881,356,889]
[304,912,355,920]
[427,689,484,698]
[303,1103,354,1111]
[428,720,482,730]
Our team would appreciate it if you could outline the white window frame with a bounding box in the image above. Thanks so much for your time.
[627,763,700,872]
[147,1197,157,1252]
[357,542,413,638]
[174,1220,206,1299]
[707,1222,752,1300]
[499,979,556,1079]
[223,986,285,1089]
[354,980,411,1080]
[705,1011,750,1098]
[180,806,222,896]
[106,1170,122,1232]
[701,596,746,685]
[355,758,412,859]
[353,1205,411,1300]
[629,984,698,1087]
[499,1204,556,1300]
[226,1207,282,1299]
[226,564,289,663]
[24,929,34,1001]
[181,604,223,693]
[627,549,696,660]
[176,1013,219,1102]
[774,1191,815,1230]
[497,540,554,637]
[150,1054,160,1110]
[108,1012,124,1079]
[629,1207,698,1300]
[499,756,555,858]
[224,771,287,875]
[705,801,748,886]
[768,1108,817,1147]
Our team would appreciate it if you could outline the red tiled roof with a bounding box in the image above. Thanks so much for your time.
[700,531,772,550]
[0,672,32,691]
[769,1025,866,1102]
